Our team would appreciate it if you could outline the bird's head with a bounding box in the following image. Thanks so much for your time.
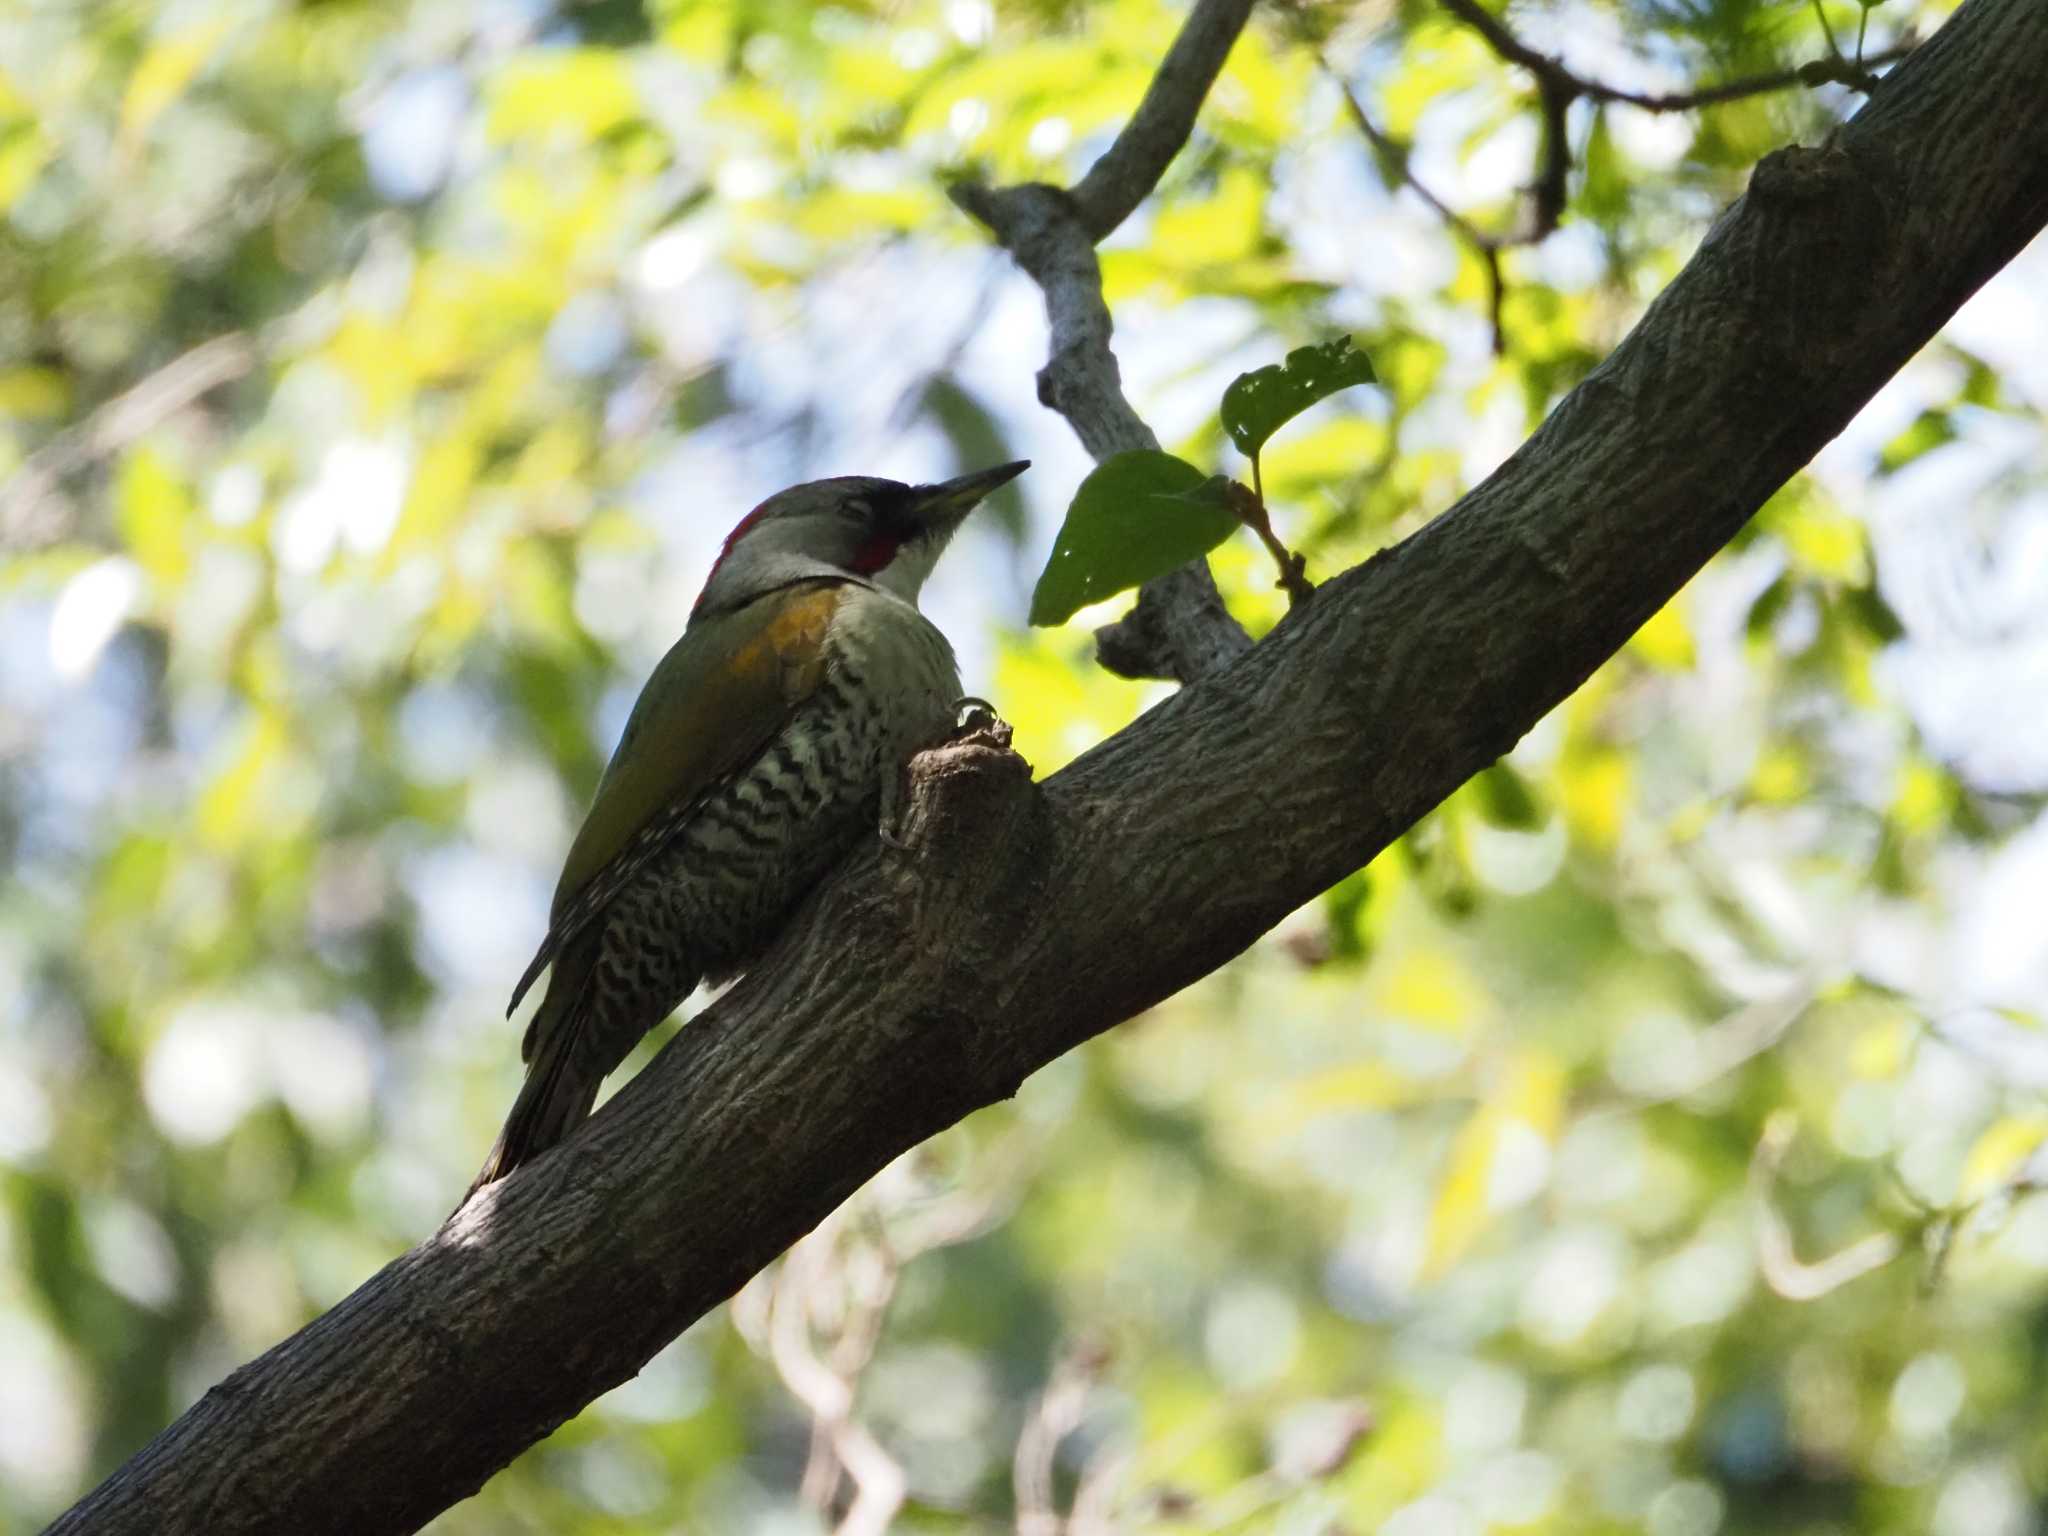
[690,461,1029,621]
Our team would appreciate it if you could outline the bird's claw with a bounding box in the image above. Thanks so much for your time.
[950,696,1009,747]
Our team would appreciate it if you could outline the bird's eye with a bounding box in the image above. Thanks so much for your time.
[840,498,870,520]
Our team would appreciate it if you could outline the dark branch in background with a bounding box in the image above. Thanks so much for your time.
[1531,71,1573,239]
[1333,75,1513,352]
[1438,0,1913,108]
[950,0,1260,684]
[1334,0,1918,353]
[48,1,2048,1531]
[1579,46,1913,111]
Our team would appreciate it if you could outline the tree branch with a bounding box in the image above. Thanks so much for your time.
[1334,74,1511,351]
[1440,0,1913,111]
[1364,0,1918,350]
[0,333,258,551]
[950,0,1261,683]
[51,0,2048,1530]
[1069,0,1260,239]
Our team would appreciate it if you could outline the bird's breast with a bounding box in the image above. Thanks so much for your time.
[627,588,960,980]
[822,585,962,748]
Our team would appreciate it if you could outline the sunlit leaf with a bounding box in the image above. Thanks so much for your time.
[1255,416,1388,495]
[1581,108,1631,224]
[1890,758,1953,836]
[1877,408,1956,474]
[198,711,288,852]
[1629,597,1695,670]
[1220,337,1378,460]
[1424,1052,1564,1278]
[0,125,50,211]
[1765,487,1871,583]
[116,447,194,587]
[1751,743,1809,804]
[119,23,228,152]
[1151,167,1265,267]
[0,364,70,419]
[1378,945,1488,1034]
[1848,1011,1914,1078]
[1558,746,1630,853]
[489,51,641,144]
[1960,1116,2048,1203]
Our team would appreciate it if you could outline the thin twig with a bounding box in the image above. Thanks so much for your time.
[764,1221,907,1535]
[1066,1443,1135,1536]
[1014,1347,1101,1536]
[1332,73,1511,354]
[1581,47,1912,110]
[1750,1113,1902,1300]
[1,333,259,550]
[738,1149,1023,1535]
[1332,6,1916,354]
[1808,0,1844,63]
[1230,477,1314,603]
[1439,0,1912,112]
[1530,71,1573,241]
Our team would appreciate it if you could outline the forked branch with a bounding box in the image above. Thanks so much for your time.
[950,0,1261,683]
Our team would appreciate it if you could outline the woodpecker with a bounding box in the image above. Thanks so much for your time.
[468,460,1028,1195]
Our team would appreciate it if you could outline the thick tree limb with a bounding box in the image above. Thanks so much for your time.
[51,0,2048,1530]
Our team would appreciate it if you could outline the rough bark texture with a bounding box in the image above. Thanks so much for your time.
[53,0,2048,1531]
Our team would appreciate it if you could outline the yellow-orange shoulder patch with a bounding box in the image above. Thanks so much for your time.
[544,581,846,922]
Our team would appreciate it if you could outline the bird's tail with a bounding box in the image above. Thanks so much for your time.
[463,987,602,1203]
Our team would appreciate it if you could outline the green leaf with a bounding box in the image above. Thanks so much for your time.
[1877,408,1956,475]
[1842,584,1905,643]
[1474,764,1543,829]
[1028,452,1239,626]
[1581,108,1630,226]
[116,445,193,586]
[1220,337,1378,459]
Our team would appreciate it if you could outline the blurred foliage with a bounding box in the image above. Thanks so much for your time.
[4,0,2048,1532]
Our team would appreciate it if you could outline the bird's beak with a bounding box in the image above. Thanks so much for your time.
[905,460,1030,526]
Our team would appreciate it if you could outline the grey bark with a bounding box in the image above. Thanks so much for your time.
[952,0,1259,684]
[946,175,1254,683]
[51,0,2048,1530]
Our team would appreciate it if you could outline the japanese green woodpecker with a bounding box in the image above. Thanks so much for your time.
[468,460,1029,1194]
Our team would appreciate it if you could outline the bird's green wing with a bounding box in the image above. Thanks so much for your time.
[506,580,846,1016]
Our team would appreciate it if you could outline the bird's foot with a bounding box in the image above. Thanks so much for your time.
[949,695,1011,748]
